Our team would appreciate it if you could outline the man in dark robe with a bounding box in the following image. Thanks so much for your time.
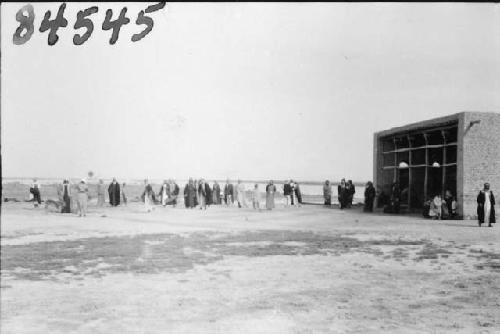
[346,180,355,208]
[169,179,180,207]
[364,181,376,212]
[108,178,121,206]
[212,181,221,205]
[477,183,496,227]
[390,182,401,214]
[184,178,197,208]
[338,179,347,209]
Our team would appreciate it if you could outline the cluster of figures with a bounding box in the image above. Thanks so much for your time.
[323,179,365,210]
[423,190,458,220]
[179,179,300,211]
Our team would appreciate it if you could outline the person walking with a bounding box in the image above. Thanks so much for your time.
[477,183,496,227]
[97,179,106,207]
[364,181,376,212]
[76,179,89,217]
[266,180,277,210]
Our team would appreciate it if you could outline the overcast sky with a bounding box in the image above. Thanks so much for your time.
[2,2,499,181]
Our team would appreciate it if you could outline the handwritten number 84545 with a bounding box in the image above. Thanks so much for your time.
[13,2,166,46]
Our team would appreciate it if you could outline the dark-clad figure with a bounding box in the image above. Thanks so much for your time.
[108,178,120,206]
[346,180,355,208]
[477,183,496,227]
[283,180,292,207]
[323,180,332,206]
[266,180,277,210]
[338,179,347,209]
[364,181,376,212]
[224,179,234,206]
[184,178,197,209]
[212,181,221,205]
[30,178,42,208]
[60,179,72,213]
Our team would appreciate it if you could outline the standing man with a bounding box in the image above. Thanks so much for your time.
[142,179,155,213]
[198,179,208,210]
[76,179,89,217]
[266,180,277,210]
[212,181,221,205]
[60,179,72,213]
[283,180,292,207]
[97,179,106,207]
[364,181,376,212]
[169,179,180,207]
[224,179,234,206]
[338,179,347,209]
[108,178,121,207]
[30,178,42,208]
[477,183,496,227]
[236,179,247,208]
[158,180,170,207]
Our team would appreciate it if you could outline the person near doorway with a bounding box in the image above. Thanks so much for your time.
[477,183,495,227]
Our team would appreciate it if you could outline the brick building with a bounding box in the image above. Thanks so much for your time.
[373,112,500,219]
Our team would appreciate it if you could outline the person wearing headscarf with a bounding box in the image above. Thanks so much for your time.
[97,179,106,207]
[169,179,180,207]
[266,180,277,210]
[158,180,170,207]
[108,178,120,206]
[323,180,332,206]
[224,179,234,206]
[390,182,401,214]
[198,178,209,210]
[212,181,221,205]
[338,179,347,209]
[477,183,496,227]
[142,179,155,213]
[364,181,376,212]
[29,178,42,208]
[76,179,89,217]
[429,194,443,220]
[184,178,197,209]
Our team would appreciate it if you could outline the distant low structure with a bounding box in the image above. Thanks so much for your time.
[373,112,500,219]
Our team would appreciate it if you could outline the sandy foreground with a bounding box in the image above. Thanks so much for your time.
[1,202,499,334]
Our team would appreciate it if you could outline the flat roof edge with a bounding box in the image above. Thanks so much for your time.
[374,111,500,137]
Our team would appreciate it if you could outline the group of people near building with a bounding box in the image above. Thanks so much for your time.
[322,179,358,209]
[27,178,496,227]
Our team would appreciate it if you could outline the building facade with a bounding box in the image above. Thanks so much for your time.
[373,112,500,219]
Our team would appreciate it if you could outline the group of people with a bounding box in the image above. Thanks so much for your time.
[322,179,358,209]
[26,177,496,227]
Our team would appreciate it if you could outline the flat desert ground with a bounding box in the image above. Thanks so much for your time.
[1,202,499,334]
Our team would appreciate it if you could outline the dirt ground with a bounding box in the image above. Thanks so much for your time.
[1,202,499,334]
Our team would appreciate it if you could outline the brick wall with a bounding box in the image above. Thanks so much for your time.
[461,112,500,219]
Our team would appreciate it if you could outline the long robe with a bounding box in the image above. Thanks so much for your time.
[477,190,496,225]
[184,183,197,208]
[236,183,247,207]
[364,186,376,212]
[212,184,221,204]
[224,184,234,204]
[159,184,169,205]
[97,183,106,206]
[323,184,332,205]
[266,184,276,210]
[61,183,71,213]
[108,182,121,206]
[338,185,347,209]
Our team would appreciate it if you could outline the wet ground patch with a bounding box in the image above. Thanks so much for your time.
[2,230,496,281]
